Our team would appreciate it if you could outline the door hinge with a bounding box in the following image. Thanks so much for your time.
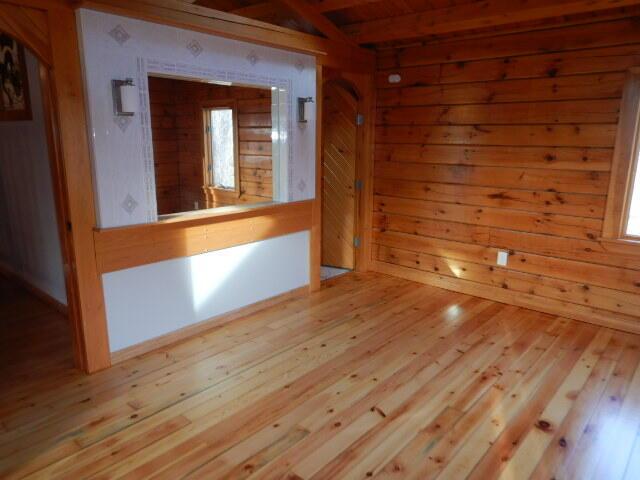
[355,179,363,191]
[354,236,361,248]
[356,113,364,126]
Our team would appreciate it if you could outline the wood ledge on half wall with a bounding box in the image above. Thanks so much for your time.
[93,200,313,273]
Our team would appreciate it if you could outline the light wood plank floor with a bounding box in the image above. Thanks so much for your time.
[2,272,640,479]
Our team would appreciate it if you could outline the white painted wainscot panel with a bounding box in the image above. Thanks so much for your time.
[104,231,310,352]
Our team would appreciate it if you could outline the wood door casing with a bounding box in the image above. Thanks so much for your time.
[322,81,357,269]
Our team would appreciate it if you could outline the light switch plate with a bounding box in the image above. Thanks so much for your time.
[497,250,509,266]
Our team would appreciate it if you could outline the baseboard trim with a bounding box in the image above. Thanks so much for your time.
[372,260,640,335]
[110,285,310,364]
[0,263,68,316]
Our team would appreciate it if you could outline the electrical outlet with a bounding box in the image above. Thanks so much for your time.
[497,250,509,267]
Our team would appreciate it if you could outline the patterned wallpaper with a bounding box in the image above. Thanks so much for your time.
[77,9,316,228]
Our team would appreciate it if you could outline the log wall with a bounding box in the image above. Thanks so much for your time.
[149,76,273,214]
[372,16,640,332]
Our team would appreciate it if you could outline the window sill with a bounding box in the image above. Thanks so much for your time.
[599,237,640,256]
[157,201,267,223]
[204,185,238,193]
[96,200,285,232]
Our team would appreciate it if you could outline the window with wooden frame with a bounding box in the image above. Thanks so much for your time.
[203,102,239,194]
[602,68,640,245]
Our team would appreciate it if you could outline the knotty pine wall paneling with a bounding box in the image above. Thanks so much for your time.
[372,16,640,333]
[174,81,273,209]
[148,77,181,215]
[149,78,273,213]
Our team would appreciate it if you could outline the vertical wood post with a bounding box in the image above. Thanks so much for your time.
[310,65,323,291]
[48,5,111,372]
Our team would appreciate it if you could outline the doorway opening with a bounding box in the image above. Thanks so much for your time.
[321,79,359,281]
[0,33,77,380]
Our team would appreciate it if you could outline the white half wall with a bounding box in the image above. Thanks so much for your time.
[103,231,310,352]
[0,50,67,305]
[78,10,315,353]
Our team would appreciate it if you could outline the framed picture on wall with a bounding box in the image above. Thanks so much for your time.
[0,32,31,122]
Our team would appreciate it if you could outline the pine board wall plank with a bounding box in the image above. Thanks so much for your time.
[372,15,640,332]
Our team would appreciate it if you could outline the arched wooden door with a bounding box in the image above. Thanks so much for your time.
[322,81,357,270]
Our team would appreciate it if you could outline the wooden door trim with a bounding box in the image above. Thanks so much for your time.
[39,65,79,332]
[0,2,52,67]
[318,70,375,278]
[346,71,375,273]
[310,65,323,291]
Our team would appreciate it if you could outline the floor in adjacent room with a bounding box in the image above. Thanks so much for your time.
[1,272,640,479]
[320,265,350,281]
[0,275,74,409]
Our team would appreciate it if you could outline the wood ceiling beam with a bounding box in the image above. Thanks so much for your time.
[230,2,278,19]
[78,0,374,72]
[313,0,381,13]
[275,0,358,46]
[343,0,640,44]
[190,0,238,8]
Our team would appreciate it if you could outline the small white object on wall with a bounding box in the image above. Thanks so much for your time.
[113,78,137,116]
[120,83,138,114]
[497,250,509,267]
[388,73,402,84]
